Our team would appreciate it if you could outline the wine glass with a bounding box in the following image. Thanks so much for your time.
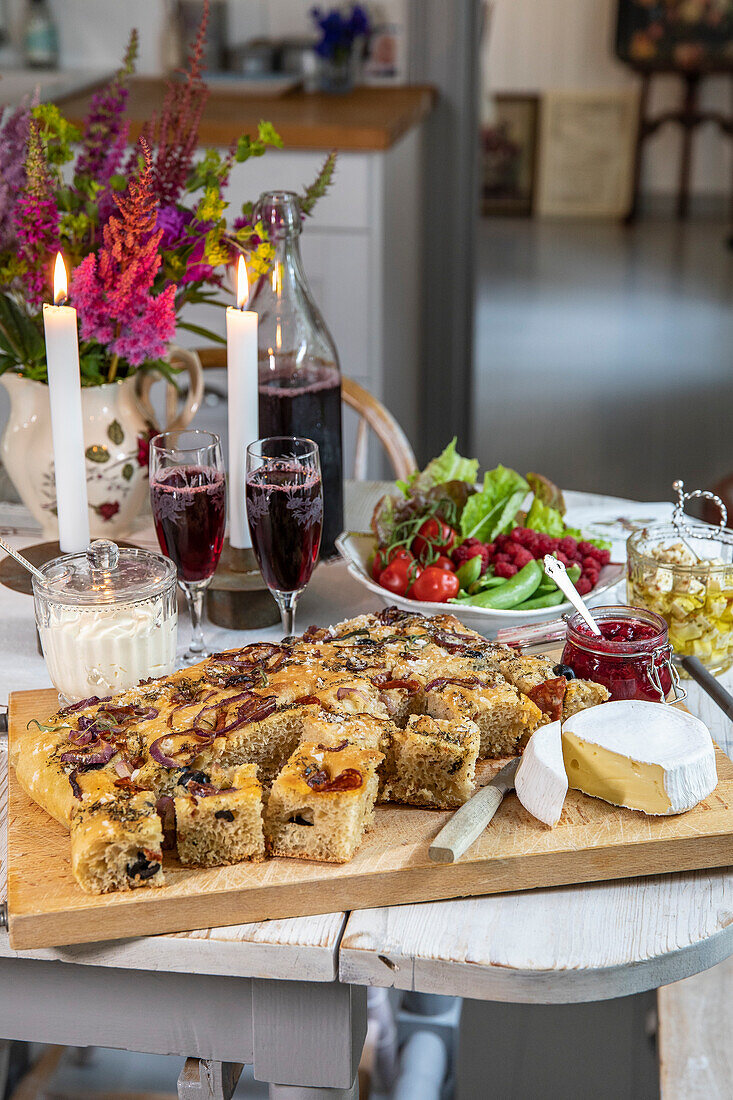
[150,429,226,661]
[246,436,323,635]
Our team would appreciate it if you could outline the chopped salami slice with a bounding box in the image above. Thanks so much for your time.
[527,676,567,722]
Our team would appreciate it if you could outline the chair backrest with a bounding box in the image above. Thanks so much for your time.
[195,348,417,481]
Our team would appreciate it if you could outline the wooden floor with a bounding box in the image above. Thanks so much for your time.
[472,217,733,502]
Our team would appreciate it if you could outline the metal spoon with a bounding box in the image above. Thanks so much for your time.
[0,535,46,584]
[543,554,601,636]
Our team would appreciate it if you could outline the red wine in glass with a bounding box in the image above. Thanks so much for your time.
[246,464,322,592]
[149,430,225,662]
[151,465,226,583]
[246,437,323,635]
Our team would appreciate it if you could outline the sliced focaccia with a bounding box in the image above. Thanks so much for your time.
[265,741,382,863]
[70,787,164,894]
[174,763,265,867]
[424,673,543,758]
[381,714,480,808]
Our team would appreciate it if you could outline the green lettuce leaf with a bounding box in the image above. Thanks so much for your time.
[525,499,611,550]
[402,438,478,496]
[526,473,565,515]
[459,465,529,543]
[525,499,566,537]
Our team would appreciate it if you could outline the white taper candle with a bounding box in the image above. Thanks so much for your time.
[42,253,90,553]
[226,255,259,549]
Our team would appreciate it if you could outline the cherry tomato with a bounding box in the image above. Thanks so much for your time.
[412,517,457,562]
[371,546,412,581]
[410,566,460,603]
[379,558,422,597]
[433,555,455,572]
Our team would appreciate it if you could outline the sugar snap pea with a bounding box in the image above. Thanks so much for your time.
[453,559,543,609]
[455,555,482,590]
[512,588,566,611]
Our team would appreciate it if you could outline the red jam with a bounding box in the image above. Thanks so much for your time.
[561,606,672,702]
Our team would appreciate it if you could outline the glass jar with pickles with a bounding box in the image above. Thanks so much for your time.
[626,523,733,674]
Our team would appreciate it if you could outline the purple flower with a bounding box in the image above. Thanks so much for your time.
[156,205,193,251]
[0,103,31,251]
[311,5,370,60]
[76,30,137,186]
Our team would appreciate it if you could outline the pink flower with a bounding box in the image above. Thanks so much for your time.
[70,141,176,368]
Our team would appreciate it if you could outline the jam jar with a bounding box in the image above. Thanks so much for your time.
[561,605,677,702]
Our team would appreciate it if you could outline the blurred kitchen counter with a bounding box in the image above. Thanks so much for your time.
[56,77,437,151]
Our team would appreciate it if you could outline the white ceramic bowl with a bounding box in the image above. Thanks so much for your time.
[336,532,625,637]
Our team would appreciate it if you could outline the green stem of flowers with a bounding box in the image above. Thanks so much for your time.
[107,352,119,384]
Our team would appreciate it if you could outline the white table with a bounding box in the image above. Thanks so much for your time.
[1,487,732,1097]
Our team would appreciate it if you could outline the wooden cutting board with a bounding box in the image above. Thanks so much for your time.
[7,687,733,950]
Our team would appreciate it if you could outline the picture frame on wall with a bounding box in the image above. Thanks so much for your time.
[480,93,539,216]
[616,0,733,71]
[535,89,639,218]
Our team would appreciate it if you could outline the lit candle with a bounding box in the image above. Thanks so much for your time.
[226,255,259,549]
[42,253,90,553]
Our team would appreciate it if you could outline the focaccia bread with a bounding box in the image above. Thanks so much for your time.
[264,741,382,863]
[175,763,265,867]
[14,606,610,893]
[382,715,480,808]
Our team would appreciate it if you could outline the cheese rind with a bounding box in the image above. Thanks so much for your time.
[561,700,717,816]
[515,721,568,827]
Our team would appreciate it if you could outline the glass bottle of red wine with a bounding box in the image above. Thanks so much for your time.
[249,191,343,558]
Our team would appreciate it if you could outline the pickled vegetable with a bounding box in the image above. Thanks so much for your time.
[627,540,733,673]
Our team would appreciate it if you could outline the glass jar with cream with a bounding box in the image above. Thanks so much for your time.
[32,539,178,703]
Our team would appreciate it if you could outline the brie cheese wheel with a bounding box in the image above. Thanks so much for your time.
[515,721,568,826]
[561,700,717,816]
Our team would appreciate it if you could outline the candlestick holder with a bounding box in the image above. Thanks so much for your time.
[207,539,279,631]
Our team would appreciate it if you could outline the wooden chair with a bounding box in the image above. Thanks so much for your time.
[195,347,417,481]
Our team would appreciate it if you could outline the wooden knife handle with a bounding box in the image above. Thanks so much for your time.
[428,784,505,864]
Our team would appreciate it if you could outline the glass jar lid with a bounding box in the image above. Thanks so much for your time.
[32,540,177,607]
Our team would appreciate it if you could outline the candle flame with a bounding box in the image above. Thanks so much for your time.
[53,252,68,305]
[236,254,248,309]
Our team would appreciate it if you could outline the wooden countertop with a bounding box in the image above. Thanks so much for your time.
[57,78,436,152]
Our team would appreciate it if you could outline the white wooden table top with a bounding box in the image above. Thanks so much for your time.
[2,485,733,1002]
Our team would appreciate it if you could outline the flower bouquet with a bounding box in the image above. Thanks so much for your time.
[311,4,371,93]
[0,1,335,537]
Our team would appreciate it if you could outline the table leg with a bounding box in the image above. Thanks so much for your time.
[251,979,366,1094]
[0,1039,10,1095]
[177,1058,244,1099]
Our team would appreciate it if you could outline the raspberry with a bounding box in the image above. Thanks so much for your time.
[582,555,599,572]
[451,540,490,574]
[494,534,510,551]
[576,576,593,595]
[511,527,533,546]
[493,553,511,566]
[578,541,609,565]
[558,536,578,557]
[512,547,534,568]
[494,561,518,579]
[535,534,555,556]
[555,551,570,566]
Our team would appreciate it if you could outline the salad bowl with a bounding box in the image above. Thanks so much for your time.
[336,532,625,636]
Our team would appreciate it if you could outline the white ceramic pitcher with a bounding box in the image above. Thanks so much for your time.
[0,346,204,540]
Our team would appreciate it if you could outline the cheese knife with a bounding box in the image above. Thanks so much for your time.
[429,757,520,863]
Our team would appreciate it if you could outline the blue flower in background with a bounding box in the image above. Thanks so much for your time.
[311,5,371,61]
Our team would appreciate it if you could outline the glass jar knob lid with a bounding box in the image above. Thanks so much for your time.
[87,539,119,573]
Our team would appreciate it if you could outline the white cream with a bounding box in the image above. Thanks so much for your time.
[39,598,177,702]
